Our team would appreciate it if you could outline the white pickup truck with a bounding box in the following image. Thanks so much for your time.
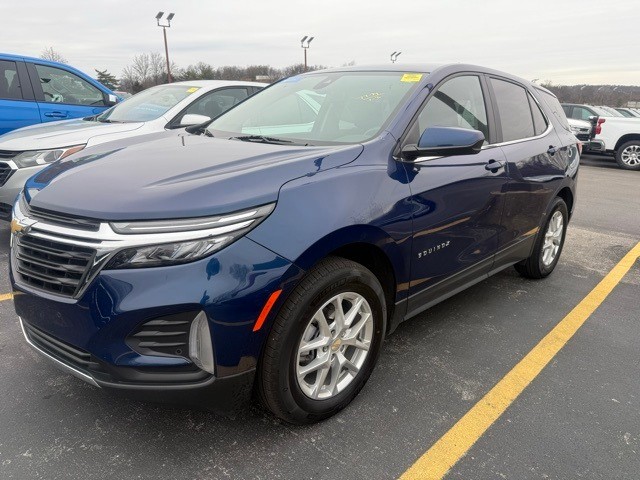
[562,103,640,170]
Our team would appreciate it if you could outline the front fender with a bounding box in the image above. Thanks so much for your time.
[247,161,414,304]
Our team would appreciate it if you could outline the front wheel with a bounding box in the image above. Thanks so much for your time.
[515,197,568,279]
[257,257,386,424]
[615,141,640,170]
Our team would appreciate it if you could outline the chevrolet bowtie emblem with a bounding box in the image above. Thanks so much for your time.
[10,219,30,235]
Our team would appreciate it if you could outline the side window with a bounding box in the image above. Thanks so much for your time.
[416,75,489,143]
[490,78,535,142]
[0,60,22,100]
[572,107,594,121]
[179,87,249,122]
[528,93,548,136]
[34,64,104,106]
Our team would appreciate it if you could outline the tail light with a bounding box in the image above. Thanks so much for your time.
[595,117,605,135]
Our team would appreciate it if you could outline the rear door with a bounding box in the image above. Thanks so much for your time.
[488,77,566,268]
[403,74,509,316]
[26,62,108,123]
[0,59,39,134]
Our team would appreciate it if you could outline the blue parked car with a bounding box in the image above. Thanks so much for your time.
[0,53,119,135]
[10,64,579,424]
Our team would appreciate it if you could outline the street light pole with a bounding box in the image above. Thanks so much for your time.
[301,36,314,72]
[156,12,175,83]
[390,51,402,63]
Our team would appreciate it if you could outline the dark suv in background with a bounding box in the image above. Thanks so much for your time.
[11,64,578,424]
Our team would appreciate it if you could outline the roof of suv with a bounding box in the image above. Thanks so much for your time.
[306,63,556,97]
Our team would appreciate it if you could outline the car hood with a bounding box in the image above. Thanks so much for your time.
[26,131,364,220]
[0,118,145,151]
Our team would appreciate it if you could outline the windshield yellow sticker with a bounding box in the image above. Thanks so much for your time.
[401,73,423,82]
[186,87,199,93]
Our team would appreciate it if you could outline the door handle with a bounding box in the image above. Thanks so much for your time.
[484,159,504,172]
[44,112,67,118]
[547,145,557,156]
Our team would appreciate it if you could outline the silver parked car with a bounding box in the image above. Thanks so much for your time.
[0,80,265,219]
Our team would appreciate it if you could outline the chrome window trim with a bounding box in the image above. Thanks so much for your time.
[11,197,274,301]
[481,122,554,149]
[19,317,100,387]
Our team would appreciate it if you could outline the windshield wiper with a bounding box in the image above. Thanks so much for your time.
[229,135,294,145]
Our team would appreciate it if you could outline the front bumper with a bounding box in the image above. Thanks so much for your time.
[0,165,43,220]
[12,234,303,408]
[20,316,256,410]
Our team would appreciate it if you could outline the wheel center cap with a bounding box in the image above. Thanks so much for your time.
[331,338,342,352]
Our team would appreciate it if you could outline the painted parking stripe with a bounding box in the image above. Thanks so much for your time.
[400,241,640,480]
[0,293,13,302]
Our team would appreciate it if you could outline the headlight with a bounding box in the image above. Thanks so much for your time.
[13,145,85,168]
[105,204,274,269]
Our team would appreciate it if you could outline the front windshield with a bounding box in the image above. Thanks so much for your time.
[97,85,201,123]
[207,71,425,145]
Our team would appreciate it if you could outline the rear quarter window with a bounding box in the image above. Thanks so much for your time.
[538,90,570,131]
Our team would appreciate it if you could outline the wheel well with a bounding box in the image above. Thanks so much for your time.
[557,187,574,218]
[614,134,640,152]
[330,243,397,328]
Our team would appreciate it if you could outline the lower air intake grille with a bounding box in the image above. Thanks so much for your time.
[22,322,100,372]
[126,312,197,359]
[15,234,95,297]
[0,162,14,186]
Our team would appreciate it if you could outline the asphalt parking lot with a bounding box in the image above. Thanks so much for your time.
[0,154,638,480]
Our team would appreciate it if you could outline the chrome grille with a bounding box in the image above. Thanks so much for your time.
[0,150,19,159]
[0,162,14,186]
[26,204,101,231]
[15,234,95,297]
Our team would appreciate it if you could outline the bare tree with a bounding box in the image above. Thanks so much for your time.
[41,47,67,63]
[120,52,177,92]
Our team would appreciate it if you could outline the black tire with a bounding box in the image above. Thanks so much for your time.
[615,141,640,170]
[515,197,568,279]
[257,256,386,424]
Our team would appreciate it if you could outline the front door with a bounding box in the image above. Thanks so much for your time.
[402,74,509,316]
[29,63,107,123]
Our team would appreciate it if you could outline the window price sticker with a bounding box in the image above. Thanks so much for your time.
[401,73,423,82]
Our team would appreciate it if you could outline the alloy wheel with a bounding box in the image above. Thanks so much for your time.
[621,145,640,166]
[542,210,564,266]
[296,292,373,400]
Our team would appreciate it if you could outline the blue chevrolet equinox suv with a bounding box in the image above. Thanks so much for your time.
[10,64,578,424]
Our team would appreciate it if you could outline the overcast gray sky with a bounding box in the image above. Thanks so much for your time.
[3,0,639,85]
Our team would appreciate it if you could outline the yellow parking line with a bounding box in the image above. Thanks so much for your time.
[0,293,13,302]
[400,241,640,480]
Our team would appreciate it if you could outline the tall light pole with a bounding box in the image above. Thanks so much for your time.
[390,51,402,63]
[156,11,175,83]
[301,36,314,72]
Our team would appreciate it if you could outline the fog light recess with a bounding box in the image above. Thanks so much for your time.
[189,311,215,374]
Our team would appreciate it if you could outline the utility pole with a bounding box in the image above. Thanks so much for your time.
[156,12,175,83]
[301,36,314,72]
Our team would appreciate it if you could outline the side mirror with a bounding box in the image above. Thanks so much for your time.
[402,126,485,160]
[103,93,119,106]
[180,113,211,127]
